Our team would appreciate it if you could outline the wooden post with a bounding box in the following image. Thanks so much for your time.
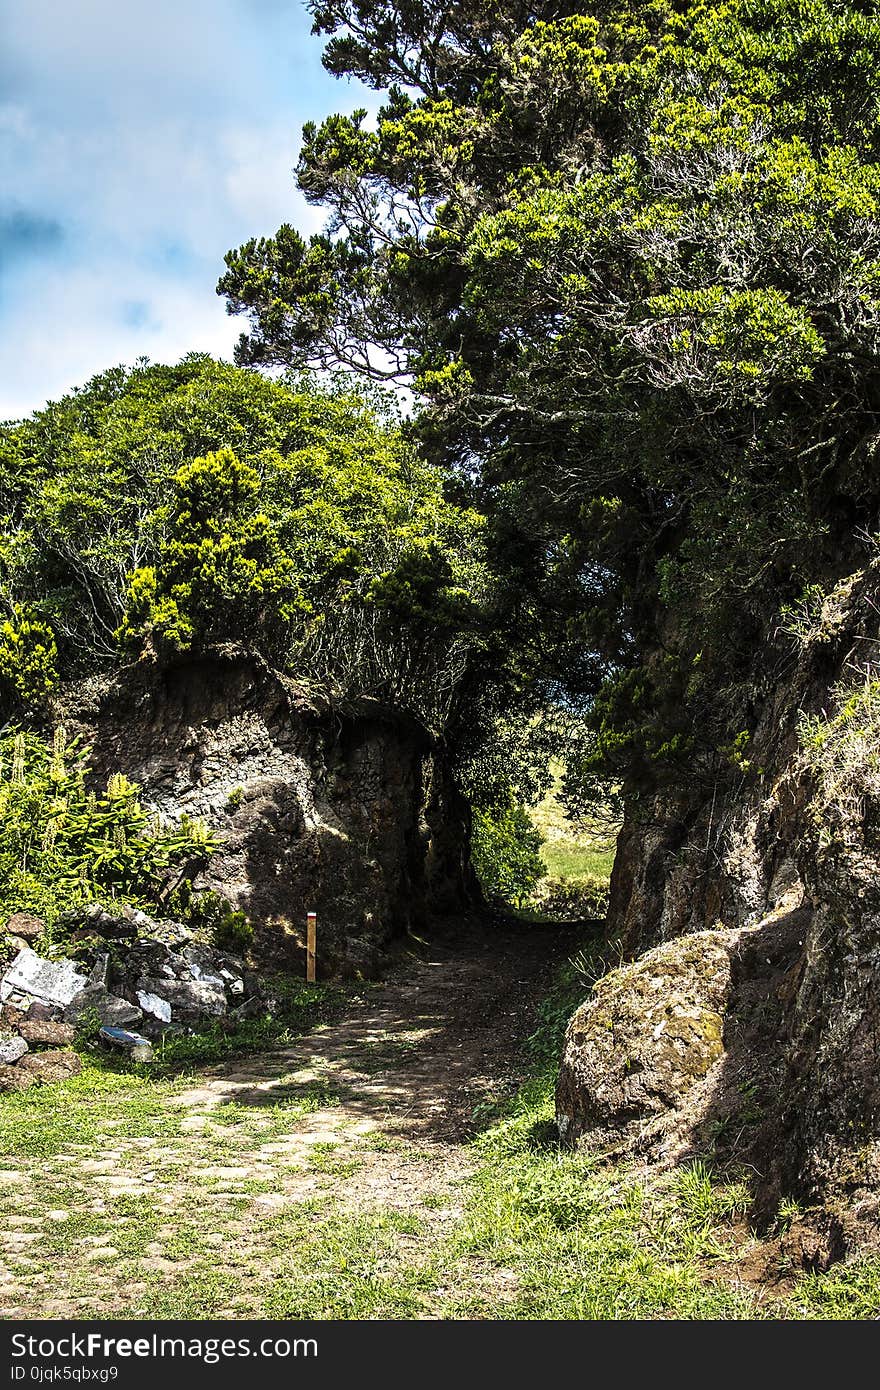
[306,911,317,983]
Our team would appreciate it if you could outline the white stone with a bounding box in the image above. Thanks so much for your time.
[137,991,172,1023]
[0,949,87,1008]
[0,1034,28,1064]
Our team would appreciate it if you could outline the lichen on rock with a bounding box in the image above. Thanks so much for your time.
[556,929,733,1155]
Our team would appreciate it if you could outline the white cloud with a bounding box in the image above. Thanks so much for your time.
[0,259,242,420]
[0,0,360,417]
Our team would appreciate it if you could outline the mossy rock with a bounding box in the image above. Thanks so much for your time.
[556,929,735,1151]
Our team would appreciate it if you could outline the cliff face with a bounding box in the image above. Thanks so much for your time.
[64,648,474,976]
[559,561,880,1259]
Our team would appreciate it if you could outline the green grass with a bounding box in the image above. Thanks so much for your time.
[5,944,880,1318]
[152,975,350,1070]
[540,837,616,883]
[524,760,618,927]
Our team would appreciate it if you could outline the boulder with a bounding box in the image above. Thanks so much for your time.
[230,995,265,1021]
[56,903,137,939]
[0,1063,38,1092]
[0,949,88,1010]
[4,913,45,941]
[17,1019,76,1047]
[98,1027,153,1062]
[0,1033,28,1065]
[21,1002,62,1023]
[63,987,143,1030]
[18,1049,81,1082]
[557,930,734,1155]
[136,990,171,1023]
[134,975,226,1021]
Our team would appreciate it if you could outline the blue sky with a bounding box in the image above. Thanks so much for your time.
[0,0,362,419]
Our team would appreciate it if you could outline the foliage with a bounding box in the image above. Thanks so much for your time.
[0,356,489,733]
[165,883,253,954]
[0,607,59,706]
[798,667,880,840]
[0,727,214,924]
[470,797,544,908]
[117,446,299,660]
[221,0,880,804]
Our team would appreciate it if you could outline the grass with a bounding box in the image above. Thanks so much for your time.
[540,837,616,883]
[152,974,350,1071]
[4,942,880,1318]
[523,761,618,926]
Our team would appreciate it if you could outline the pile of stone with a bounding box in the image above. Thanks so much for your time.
[0,904,263,1088]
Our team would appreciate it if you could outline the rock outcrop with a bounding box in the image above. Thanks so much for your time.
[558,559,880,1259]
[62,647,473,975]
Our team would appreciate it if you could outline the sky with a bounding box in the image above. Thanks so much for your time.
[0,0,362,419]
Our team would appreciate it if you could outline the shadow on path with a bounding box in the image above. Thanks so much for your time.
[175,919,575,1143]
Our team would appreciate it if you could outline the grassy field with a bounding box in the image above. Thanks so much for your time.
[529,762,618,886]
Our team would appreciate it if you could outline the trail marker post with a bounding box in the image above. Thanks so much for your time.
[306,911,317,983]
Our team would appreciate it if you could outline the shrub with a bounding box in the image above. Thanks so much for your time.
[798,668,880,841]
[0,727,215,925]
[0,608,58,708]
[170,884,254,956]
[470,799,544,909]
[212,910,254,956]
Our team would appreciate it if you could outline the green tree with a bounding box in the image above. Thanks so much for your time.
[118,447,298,659]
[220,0,880,799]
[0,357,489,732]
[470,797,545,909]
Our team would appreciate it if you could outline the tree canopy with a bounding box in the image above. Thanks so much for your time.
[0,355,490,733]
[220,0,880,803]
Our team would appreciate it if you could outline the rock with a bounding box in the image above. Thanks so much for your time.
[230,995,265,1021]
[2,920,262,1048]
[179,943,225,979]
[87,954,111,990]
[135,974,226,1020]
[557,930,734,1154]
[22,1001,62,1023]
[18,1049,82,1082]
[17,1019,76,1047]
[136,990,171,1023]
[336,938,381,980]
[0,1062,38,1092]
[56,903,137,939]
[64,987,143,1030]
[4,913,44,941]
[63,646,475,975]
[0,949,88,1010]
[0,1033,28,1065]
[98,1027,153,1062]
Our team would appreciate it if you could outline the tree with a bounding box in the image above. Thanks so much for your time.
[220,0,880,799]
[0,356,490,732]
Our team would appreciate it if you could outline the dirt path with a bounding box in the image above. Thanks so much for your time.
[0,921,572,1319]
